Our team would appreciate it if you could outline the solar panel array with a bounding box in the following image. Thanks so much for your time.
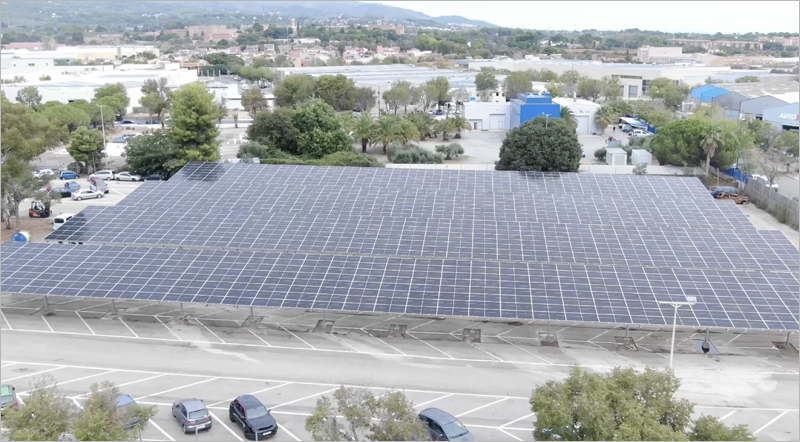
[3,162,798,330]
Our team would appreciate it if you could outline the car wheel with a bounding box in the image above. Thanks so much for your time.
[229,412,235,423]
[98,194,103,198]
[116,177,120,181]
[77,197,82,201]
[182,424,187,434]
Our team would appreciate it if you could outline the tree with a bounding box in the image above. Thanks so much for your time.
[71,381,157,441]
[735,76,760,83]
[602,76,623,102]
[633,163,648,175]
[701,122,725,174]
[435,143,464,160]
[169,82,222,165]
[275,74,317,107]
[356,87,377,112]
[124,130,183,178]
[67,127,105,174]
[495,117,582,172]
[648,77,690,111]
[313,74,358,111]
[449,115,472,139]
[405,112,435,141]
[425,77,450,109]
[241,88,269,117]
[139,77,172,128]
[383,87,405,115]
[392,80,413,113]
[216,102,228,123]
[503,71,533,98]
[547,80,562,98]
[94,83,130,117]
[409,86,423,108]
[559,70,584,97]
[450,88,470,105]
[373,115,402,153]
[689,415,755,441]
[16,86,42,109]
[41,104,90,133]
[292,99,353,158]
[306,386,431,441]
[531,366,754,441]
[595,104,620,135]
[577,78,603,102]
[475,69,499,100]
[353,112,376,153]
[560,107,578,131]
[247,107,299,154]
[650,118,739,169]
[3,375,75,441]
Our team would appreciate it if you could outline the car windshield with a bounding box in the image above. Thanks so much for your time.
[246,405,268,420]
[188,410,207,419]
[1,395,13,405]
[441,420,469,438]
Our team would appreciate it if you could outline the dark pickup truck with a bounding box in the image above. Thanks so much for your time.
[48,181,81,197]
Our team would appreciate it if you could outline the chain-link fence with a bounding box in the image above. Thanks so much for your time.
[740,178,800,230]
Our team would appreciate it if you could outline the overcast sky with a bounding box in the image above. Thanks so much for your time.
[363,1,800,34]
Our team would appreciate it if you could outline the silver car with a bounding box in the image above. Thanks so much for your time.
[172,398,212,434]
[115,172,142,182]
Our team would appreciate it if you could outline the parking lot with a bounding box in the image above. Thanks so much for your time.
[1,295,798,441]
[19,179,143,220]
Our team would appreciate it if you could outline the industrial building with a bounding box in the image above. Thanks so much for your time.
[553,97,600,135]
[689,81,799,122]
[0,45,160,64]
[636,46,695,64]
[467,59,787,100]
[510,92,561,130]
[762,103,799,131]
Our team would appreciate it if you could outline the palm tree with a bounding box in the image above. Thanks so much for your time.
[397,119,420,145]
[373,115,402,154]
[436,118,457,141]
[595,105,619,135]
[405,113,434,141]
[702,123,724,175]
[560,107,578,131]
[450,115,472,139]
[353,112,376,153]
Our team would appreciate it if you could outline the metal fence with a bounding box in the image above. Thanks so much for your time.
[740,178,800,230]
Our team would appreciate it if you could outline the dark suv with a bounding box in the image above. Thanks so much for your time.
[229,395,278,440]
[418,408,475,441]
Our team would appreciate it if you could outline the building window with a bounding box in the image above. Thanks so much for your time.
[629,85,639,98]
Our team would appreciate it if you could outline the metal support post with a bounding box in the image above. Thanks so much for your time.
[111,299,117,315]
[547,321,551,336]
[250,306,254,318]
[180,302,184,318]
[195,427,199,441]
[704,329,709,343]
[787,331,792,346]
[323,310,326,323]
[625,324,629,339]
[44,296,49,312]
[669,305,678,369]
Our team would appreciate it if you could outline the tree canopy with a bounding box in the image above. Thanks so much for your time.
[648,77,690,111]
[94,82,130,117]
[531,366,754,441]
[292,99,354,158]
[241,87,270,117]
[16,86,42,109]
[67,127,105,173]
[139,77,172,128]
[650,118,739,170]
[315,74,359,111]
[275,74,317,107]
[123,130,183,178]
[495,117,582,172]
[168,82,221,165]
[424,76,450,109]
[503,71,533,99]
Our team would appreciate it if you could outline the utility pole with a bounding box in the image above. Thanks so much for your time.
[658,296,697,369]
[98,104,107,169]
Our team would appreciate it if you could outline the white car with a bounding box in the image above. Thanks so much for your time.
[34,169,55,178]
[71,189,104,201]
[115,172,142,182]
[630,129,652,137]
[90,170,117,181]
[752,174,779,192]
[53,213,75,230]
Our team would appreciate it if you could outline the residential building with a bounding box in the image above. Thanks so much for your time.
[666,39,764,51]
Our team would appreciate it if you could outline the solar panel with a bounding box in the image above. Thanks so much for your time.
[45,206,798,272]
[119,162,714,208]
[2,242,797,330]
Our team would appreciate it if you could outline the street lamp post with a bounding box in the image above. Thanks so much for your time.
[98,104,107,170]
[659,296,697,370]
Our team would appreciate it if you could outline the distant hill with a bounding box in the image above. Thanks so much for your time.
[1,1,497,29]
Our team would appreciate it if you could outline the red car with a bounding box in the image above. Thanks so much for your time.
[88,177,110,194]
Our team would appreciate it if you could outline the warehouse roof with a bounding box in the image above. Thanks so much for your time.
[716,81,799,99]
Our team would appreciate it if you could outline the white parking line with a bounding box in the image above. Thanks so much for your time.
[718,410,737,421]
[0,310,12,330]
[413,393,454,408]
[0,362,18,368]
[74,374,168,398]
[270,388,338,409]
[196,318,226,343]
[455,398,508,418]
[155,317,183,341]
[19,370,116,395]
[497,428,524,441]
[497,337,553,365]
[407,332,456,359]
[118,318,139,337]
[245,328,271,346]
[277,324,315,349]
[280,425,302,441]
[2,366,65,382]
[75,311,95,335]
[71,398,84,409]
[41,316,54,332]
[207,410,244,441]
[754,410,791,435]
[360,328,406,355]
[500,412,535,428]
[148,420,176,442]
[208,382,294,407]
[135,377,218,401]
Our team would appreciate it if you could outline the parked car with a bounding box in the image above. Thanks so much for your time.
[710,186,738,198]
[172,398,212,434]
[72,188,104,201]
[116,395,142,430]
[90,170,117,181]
[116,172,142,182]
[48,181,81,197]
[752,174,779,192]
[145,119,161,125]
[89,179,109,194]
[121,120,136,125]
[229,395,279,440]
[34,168,56,178]
[418,408,475,441]
[630,129,651,137]
[59,170,79,180]
[52,213,75,230]
[1,385,18,416]
[144,174,166,181]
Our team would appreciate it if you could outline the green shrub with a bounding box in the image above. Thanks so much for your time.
[594,147,607,160]
[387,145,444,164]
[434,143,465,160]
[237,141,294,163]
[260,151,384,167]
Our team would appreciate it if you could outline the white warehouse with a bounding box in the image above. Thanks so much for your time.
[553,97,601,135]
[461,97,600,134]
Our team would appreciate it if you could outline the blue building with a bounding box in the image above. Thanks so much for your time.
[510,92,561,129]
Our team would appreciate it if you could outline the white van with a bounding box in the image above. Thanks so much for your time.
[52,213,75,230]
